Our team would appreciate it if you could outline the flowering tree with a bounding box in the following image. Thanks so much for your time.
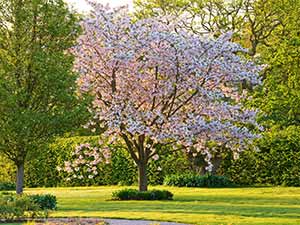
[71,1,262,191]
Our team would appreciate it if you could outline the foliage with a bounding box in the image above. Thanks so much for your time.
[0,156,15,183]
[147,145,191,185]
[29,194,57,210]
[223,126,300,186]
[59,138,192,187]
[253,0,300,128]
[0,182,16,191]
[0,0,83,193]
[25,141,184,187]
[0,194,47,220]
[134,0,282,56]
[71,1,261,191]
[164,174,235,187]
[112,188,173,200]
[110,148,137,186]
[25,136,99,187]
[25,136,136,187]
[24,136,192,187]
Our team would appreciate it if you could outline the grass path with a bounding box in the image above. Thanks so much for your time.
[24,186,300,225]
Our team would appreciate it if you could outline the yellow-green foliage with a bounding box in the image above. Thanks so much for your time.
[0,155,15,182]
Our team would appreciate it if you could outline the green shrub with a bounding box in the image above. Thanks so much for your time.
[221,126,300,186]
[0,182,16,191]
[29,194,57,210]
[110,147,137,186]
[0,194,47,220]
[164,174,235,187]
[147,145,191,185]
[25,136,100,187]
[0,204,23,220]
[112,188,173,200]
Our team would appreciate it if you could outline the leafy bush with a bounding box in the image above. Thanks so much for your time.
[112,188,173,200]
[147,144,191,185]
[25,136,101,187]
[29,194,57,210]
[106,147,137,186]
[0,194,47,220]
[164,174,235,187]
[221,126,300,186]
[0,182,16,191]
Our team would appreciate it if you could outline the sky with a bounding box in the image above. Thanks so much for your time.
[65,0,134,12]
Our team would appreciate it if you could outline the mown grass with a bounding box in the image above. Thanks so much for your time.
[12,186,300,225]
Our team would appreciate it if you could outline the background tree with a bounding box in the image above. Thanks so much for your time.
[255,0,300,127]
[134,0,281,56]
[72,2,261,191]
[0,0,82,194]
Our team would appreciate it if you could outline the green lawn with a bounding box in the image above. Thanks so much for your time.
[23,186,300,225]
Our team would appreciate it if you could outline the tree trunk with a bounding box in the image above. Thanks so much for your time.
[16,163,24,194]
[200,166,207,175]
[138,162,148,192]
[211,156,223,175]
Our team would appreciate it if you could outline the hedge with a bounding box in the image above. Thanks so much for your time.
[112,188,173,200]
[24,136,191,187]
[164,174,235,187]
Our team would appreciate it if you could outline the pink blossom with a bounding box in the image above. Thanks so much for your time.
[152,154,159,161]
[61,142,111,180]
[70,1,262,174]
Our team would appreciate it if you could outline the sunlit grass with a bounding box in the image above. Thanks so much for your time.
[20,186,300,225]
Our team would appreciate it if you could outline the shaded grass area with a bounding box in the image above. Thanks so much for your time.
[19,186,300,225]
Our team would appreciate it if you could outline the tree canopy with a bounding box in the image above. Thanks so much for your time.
[71,1,262,191]
[0,0,82,193]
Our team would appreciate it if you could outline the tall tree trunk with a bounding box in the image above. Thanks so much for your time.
[16,162,24,194]
[138,162,148,191]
